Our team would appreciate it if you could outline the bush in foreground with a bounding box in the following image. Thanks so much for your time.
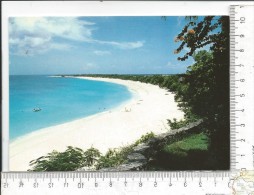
[28,132,155,171]
[29,146,84,171]
[147,132,210,170]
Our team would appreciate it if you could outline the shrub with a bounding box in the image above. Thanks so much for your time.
[83,147,101,167]
[28,146,87,171]
[28,132,156,171]
[28,146,101,171]
[134,132,155,146]
[96,132,155,170]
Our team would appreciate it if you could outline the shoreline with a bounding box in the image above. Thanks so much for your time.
[10,77,133,144]
[10,76,184,171]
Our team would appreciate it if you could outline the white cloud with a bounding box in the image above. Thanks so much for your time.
[9,17,144,56]
[10,17,94,41]
[83,62,97,70]
[94,40,144,49]
[9,17,93,55]
[50,43,72,50]
[93,50,111,56]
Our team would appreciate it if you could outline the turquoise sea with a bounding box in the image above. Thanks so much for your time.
[9,76,132,140]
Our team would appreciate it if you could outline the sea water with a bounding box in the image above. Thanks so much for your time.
[9,76,132,140]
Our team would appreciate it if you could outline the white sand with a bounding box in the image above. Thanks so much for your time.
[10,77,184,171]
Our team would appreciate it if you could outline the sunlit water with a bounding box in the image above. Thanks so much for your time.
[10,76,132,140]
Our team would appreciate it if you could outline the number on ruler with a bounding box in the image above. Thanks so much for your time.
[78,182,84,188]
[240,17,245,24]
[3,182,9,188]
[64,182,68,188]
[33,182,39,188]
[48,182,54,188]
[19,180,24,188]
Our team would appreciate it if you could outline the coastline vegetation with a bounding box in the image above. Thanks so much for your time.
[148,132,210,170]
[29,16,229,171]
[29,132,155,171]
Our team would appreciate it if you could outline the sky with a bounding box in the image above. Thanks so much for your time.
[9,16,199,75]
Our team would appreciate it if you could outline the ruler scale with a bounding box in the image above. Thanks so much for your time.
[229,5,238,171]
[230,5,254,172]
[1,4,254,195]
[1,171,232,195]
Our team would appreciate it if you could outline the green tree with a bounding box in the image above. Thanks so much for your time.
[83,147,101,167]
[174,16,229,169]
[28,146,101,171]
[28,146,87,171]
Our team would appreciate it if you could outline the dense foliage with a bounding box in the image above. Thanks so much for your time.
[163,132,208,157]
[167,118,192,130]
[68,74,181,89]
[28,146,101,171]
[29,132,155,171]
[173,16,229,169]
[96,146,133,170]
[148,132,210,170]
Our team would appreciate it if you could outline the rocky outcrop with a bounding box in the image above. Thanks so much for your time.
[127,153,147,163]
[98,119,204,171]
[100,162,145,171]
[149,119,204,148]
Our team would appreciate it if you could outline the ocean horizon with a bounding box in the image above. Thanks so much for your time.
[9,75,132,140]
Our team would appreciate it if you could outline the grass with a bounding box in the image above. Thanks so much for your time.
[144,132,210,170]
[162,132,209,157]
[96,132,155,170]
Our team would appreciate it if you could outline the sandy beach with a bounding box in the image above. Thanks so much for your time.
[10,76,184,171]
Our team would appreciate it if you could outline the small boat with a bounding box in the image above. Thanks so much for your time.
[33,108,41,112]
